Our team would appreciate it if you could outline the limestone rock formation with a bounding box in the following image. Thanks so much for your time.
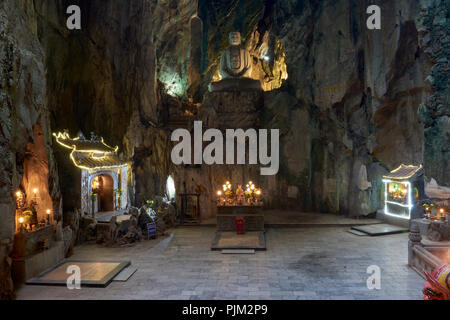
[0,0,62,299]
[0,0,448,299]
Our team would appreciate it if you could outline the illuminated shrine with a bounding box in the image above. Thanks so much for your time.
[382,164,427,220]
[53,131,129,216]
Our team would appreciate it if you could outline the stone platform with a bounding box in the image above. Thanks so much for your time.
[216,205,264,232]
[211,231,266,251]
[12,241,64,284]
[208,78,262,92]
[198,89,263,130]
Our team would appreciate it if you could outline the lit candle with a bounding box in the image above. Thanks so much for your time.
[440,208,445,219]
[46,209,51,224]
[32,188,38,204]
[18,217,24,232]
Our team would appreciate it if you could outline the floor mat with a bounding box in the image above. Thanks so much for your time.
[26,260,130,287]
[222,249,255,254]
[113,266,137,281]
[351,223,408,236]
[211,231,266,250]
[347,229,369,236]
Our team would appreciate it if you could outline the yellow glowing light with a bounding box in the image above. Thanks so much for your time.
[16,191,22,198]
[91,153,107,160]
[46,209,51,215]
[251,185,255,190]
[33,188,38,194]
[383,164,422,180]
[18,217,24,223]
[53,131,119,153]
[54,131,126,172]
[217,191,222,196]
[69,151,126,172]
[249,181,253,185]
[226,181,230,185]
[255,190,261,195]
[440,208,445,214]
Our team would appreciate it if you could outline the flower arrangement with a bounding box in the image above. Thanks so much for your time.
[217,180,263,206]
[422,201,447,221]
[22,210,33,224]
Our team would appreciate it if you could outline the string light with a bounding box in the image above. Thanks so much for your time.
[383,164,422,180]
[383,179,412,220]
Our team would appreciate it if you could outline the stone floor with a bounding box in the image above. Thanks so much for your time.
[16,226,424,300]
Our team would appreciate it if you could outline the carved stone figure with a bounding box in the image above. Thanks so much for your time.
[209,31,261,92]
[219,32,252,79]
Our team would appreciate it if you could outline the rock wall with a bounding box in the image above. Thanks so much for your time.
[264,0,432,215]
[0,0,448,298]
[417,0,449,185]
[0,0,61,299]
[193,0,439,216]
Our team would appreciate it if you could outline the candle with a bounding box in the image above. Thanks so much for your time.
[15,191,23,208]
[18,217,24,232]
[46,209,51,224]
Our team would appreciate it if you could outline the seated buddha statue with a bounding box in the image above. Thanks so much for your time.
[209,31,261,92]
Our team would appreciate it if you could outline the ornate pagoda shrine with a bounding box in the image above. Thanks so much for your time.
[53,131,129,216]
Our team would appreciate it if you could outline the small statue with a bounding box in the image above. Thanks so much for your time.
[235,184,245,205]
[219,32,252,79]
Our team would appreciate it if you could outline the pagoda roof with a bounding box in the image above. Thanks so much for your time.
[71,152,125,169]
[383,164,423,180]
[53,132,117,153]
[54,131,125,170]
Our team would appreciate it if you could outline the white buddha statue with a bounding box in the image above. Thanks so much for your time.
[219,31,252,79]
[209,31,261,92]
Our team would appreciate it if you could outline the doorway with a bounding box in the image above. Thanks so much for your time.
[92,174,114,212]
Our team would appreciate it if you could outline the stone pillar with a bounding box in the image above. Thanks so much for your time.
[408,220,422,267]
